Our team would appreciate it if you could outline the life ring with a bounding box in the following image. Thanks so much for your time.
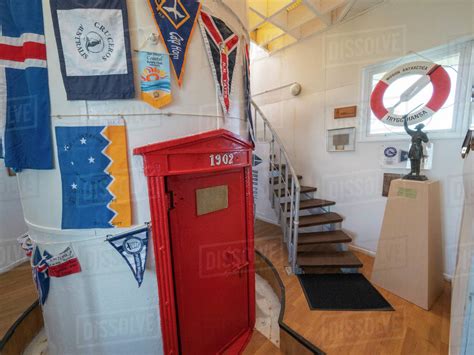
[370,61,451,126]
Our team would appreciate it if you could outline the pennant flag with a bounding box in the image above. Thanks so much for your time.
[56,119,132,229]
[243,38,255,145]
[0,0,54,171]
[139,51,172,109]
[147,0,201,86]
[199,11,240,114]
[107,226,150,287]
[50,0,135,100]
[17,234,34,258]
[31,247,50,305]
[252,154,263,167]
[46,245,82,278]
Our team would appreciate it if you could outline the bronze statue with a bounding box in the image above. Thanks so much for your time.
[403,115,429,181]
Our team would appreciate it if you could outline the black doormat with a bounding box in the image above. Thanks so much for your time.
[298,273,393,311]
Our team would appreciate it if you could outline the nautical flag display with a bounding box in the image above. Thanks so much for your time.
[139,51,172,109]
[56,119,132,229]
[17,234,34,258]
[199,11,239,114]
[46,245,82,278]
[31,247,50,305]
[243,38,255,144]
[147,0,201,86]
[0,0,54,171]
[107,226,150,287]
[50,0,135,100]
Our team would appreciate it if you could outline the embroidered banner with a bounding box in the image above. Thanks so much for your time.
[31,247,50,305]
[0,0,53,171]
[17,234,34,258]
[46,245,82,278]
[147,0,201,86]
[56,119,132,229]
[199,11,239,113]
[139,51,172,109]
[107,226,150,287]
[50,0,134,100]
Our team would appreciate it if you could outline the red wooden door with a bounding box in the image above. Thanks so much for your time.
[167,169,250,355]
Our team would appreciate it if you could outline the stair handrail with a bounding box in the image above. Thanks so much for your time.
[251,100,300,273]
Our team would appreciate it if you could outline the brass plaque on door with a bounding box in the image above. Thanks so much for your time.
[196,185,229,216]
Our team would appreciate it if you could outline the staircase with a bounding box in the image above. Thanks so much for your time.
[251,101,363,275]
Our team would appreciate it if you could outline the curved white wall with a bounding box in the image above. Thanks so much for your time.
[0,160,27,273]
[16,1,248,353]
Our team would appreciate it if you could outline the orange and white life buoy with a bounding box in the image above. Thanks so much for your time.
[370,61,451,126]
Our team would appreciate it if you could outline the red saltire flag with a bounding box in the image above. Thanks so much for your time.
[199,11,239,114]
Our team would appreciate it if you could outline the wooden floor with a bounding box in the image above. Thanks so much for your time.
[0,262,38,340]
[254,220,451,355]
[244,329,281,355]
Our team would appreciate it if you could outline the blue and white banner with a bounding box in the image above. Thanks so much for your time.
[0,0,54,171]
[50,0,135,100]
[107,226,150,287]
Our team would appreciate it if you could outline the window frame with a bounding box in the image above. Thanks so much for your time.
[359,37,474,142]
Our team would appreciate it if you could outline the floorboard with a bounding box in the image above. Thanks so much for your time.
[254,220,451,355]
[0,262,38,341]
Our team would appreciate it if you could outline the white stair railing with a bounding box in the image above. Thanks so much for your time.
[251,101,300,274]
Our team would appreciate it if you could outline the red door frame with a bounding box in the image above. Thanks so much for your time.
[134,130,255,354]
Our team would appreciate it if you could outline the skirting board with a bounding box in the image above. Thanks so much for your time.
[348,244,452,282]
[256,215,279,226]
[0,257,28,275]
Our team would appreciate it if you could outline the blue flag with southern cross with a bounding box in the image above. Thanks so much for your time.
[56,120,132,229]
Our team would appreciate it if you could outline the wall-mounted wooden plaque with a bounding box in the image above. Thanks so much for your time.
[334,106,357,119]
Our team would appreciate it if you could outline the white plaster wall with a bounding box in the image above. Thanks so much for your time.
[14,1,249,354]
[251,0,474,278]
[0,160,27,273]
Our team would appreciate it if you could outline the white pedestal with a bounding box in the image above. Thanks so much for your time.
[371,179,444,310]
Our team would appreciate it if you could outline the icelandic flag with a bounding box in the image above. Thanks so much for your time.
[147,0,201,86]
[0,0,54,171]
[107,226,150,287]
[31,247,50,305]
[56,119,132,229]
[199,11,239,114]
[50,0,135,100]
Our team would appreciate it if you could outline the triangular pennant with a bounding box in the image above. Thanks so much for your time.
[253,154,263,167]
[107,226,150,287]
[31,247,50,305]
[147,0,201,86]
[199,10,239,114]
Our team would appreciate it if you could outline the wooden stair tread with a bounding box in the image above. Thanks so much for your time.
[276,186,317,195]
[298,230,352,245]
[297,251,363,268]
[271,175,302,184]
[283,199,335,211]
[297,212,343,227]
